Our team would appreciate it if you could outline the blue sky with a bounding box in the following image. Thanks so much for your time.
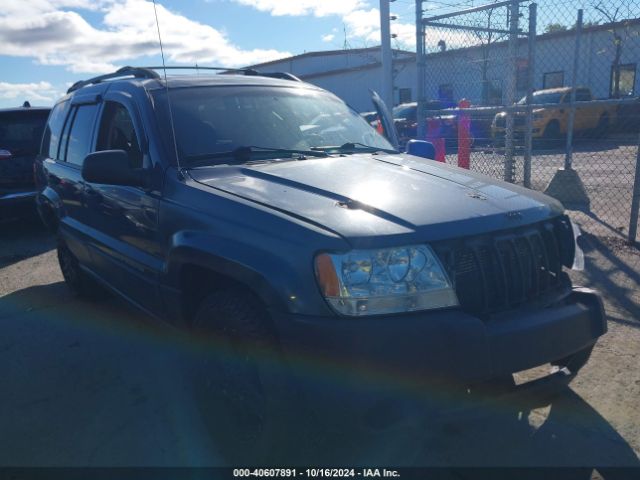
[0,0,421,108]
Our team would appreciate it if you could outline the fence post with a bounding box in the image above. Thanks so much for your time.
[458,99,471,169]
[523,3,537,189]
[416,0,427,141]
[543,8,590,207]
[504,0,520,183]
[629,140,640,244]
[564,9,583,169]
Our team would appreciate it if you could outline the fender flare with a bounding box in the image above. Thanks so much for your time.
[164,231,288,313]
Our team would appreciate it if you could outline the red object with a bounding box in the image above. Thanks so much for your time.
[458,99,471,169]
[426,118,445,162]
[376,117,384,135]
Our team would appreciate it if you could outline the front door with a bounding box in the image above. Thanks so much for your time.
[82,94,162,313]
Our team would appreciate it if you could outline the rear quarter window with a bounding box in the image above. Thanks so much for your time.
[41,101,68,159]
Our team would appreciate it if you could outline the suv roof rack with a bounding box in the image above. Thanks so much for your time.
[241,70,302,82]
[67,66,160,94]
[66,65,302,94]
[139,66,302,82]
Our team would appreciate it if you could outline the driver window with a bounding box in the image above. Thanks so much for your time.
[96,102,143,168]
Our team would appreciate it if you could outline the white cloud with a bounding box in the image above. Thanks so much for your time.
[0,0,291,74]
[0,81,60,103]
[231,0,366,17]
[343,8,380,43]
[322,34,335,43]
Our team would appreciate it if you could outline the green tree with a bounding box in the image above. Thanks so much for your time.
[544,23,568,33]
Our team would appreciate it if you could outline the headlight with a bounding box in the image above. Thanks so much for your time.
[314,245,459,316]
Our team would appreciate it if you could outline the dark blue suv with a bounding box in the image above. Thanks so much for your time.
[35,67,606,440]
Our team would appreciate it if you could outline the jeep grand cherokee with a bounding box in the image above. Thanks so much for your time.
[35,66,606,439]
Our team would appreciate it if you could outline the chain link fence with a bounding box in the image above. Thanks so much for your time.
[416,0,640,317]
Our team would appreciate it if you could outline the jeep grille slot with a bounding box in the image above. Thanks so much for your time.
[433,217,571,317]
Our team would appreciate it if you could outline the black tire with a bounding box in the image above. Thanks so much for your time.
[542,121,562,149]
[552,344,594,376]
[190,290,308,462]
[595,113,610,138]
[57,242,108,300]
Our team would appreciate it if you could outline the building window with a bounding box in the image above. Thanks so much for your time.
[543,71,564,89]
[398,88,412,104]
[610,64,636,98]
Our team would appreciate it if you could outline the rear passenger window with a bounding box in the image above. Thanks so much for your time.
[41,101,67,159]
[65,104,98,166]
[96,102,143,168]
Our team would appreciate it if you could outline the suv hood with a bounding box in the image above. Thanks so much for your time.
[188,153,563,246]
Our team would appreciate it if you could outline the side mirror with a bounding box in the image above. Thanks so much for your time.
[405,139,435,160]
[82,150,144,187]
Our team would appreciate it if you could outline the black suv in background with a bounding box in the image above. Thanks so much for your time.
[35,67,605,447]
[0,102,50,221]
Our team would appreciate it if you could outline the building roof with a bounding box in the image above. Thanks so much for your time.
[246,46,415,70]
[246,17,640,80]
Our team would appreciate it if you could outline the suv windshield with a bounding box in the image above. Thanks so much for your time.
[153,86,393,165]
[0,110,50,155]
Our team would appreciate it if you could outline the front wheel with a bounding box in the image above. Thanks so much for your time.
[541,121,562,149]
[190,290,310,462]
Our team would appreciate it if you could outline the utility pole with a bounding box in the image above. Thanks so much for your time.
[380,0,394,110]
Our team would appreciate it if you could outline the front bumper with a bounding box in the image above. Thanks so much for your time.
[270,288,606,386]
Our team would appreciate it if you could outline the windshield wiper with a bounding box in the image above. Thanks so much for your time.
[186,145,330,166]
[311,142,398,154]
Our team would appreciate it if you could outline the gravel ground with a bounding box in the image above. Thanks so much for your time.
[0,216,639,471]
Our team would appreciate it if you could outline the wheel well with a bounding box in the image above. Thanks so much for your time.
[179,264,266,324]
[38,199,59,233]
[543,120,560,136]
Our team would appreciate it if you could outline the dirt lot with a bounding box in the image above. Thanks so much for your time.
[0,217,639,472]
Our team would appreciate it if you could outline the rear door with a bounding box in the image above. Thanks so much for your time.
[40,94,100,265]
[575,88,595,131]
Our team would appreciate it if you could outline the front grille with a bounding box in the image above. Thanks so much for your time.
[433,216,575,317]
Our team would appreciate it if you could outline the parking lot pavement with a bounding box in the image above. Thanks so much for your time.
[1,220,639,468]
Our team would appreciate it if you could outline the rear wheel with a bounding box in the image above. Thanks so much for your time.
[57,242,108,299]
[552,344,594,376]
[594,113,610,138]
